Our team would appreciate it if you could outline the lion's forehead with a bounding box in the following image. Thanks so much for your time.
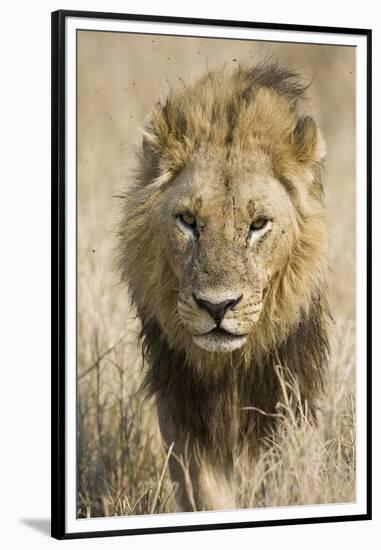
[173,157,292,226]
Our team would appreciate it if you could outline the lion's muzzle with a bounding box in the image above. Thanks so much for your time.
[183,291,250,353]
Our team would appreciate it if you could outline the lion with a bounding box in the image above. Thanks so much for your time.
[118,61,330,512]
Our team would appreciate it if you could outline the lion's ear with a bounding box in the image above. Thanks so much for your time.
[292,116,326,163]
[142,136,158,163]
[141,135,163,182]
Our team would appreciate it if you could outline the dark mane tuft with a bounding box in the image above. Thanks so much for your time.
[240,60,310,103]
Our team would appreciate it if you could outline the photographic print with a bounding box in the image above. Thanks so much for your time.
[51,11,371,539]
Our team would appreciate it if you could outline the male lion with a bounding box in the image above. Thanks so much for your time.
[118,61,330,512]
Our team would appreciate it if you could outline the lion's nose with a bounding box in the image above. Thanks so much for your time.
[192,293,243,323]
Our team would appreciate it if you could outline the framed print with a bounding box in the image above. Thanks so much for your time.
[51,9,372,540]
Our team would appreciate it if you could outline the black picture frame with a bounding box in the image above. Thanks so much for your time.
[51,9,372,540]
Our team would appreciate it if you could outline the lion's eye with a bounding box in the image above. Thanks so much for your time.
[250,218,268,232]
[178,212,197,230]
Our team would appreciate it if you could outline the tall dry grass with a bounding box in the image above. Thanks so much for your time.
[77,32,356,518]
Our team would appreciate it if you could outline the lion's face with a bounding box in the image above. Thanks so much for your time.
[159,145,296,353]
[120,65,328,361]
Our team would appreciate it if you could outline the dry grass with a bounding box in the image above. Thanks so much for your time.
[76,33,356,518]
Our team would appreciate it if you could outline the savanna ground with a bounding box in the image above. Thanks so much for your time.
[77,32,356,518]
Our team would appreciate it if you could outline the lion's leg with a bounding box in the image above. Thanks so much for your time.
[156,396,196,511]
[156,397,236,512]
[193,461,236,511]
[166,440,237,512]
[165,439,237,512]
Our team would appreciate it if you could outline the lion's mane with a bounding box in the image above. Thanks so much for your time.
[118,62,331,461]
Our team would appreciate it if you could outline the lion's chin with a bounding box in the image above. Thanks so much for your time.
[192,330,247,353]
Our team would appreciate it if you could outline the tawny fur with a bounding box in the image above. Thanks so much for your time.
[117,61,330,511]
